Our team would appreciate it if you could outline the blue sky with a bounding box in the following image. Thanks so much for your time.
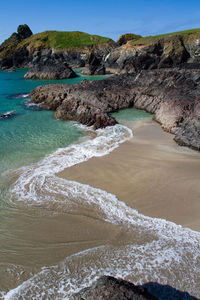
[0,0,200,43]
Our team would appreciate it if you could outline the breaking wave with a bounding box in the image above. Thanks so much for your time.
[4,124,200,299]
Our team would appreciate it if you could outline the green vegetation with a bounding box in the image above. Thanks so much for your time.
[18,31,113,50]
[131,28,200,45]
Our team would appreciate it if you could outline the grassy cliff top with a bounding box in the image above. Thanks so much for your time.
[18,30,113,50]
[131,28,200,45]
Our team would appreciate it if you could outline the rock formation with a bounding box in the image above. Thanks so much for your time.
[105,33,200,73]
[116,33,142,46]
[30,68,200,151]
[70,276,198,300]
[82,52,106,75]
[0,24,32,69]
[0,26,115,70]
[0,111,16,119]
[24,55,77,80]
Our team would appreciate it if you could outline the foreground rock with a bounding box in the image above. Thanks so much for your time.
[24,59,77,80]
[30,68,200,150]
[71,276,198,300]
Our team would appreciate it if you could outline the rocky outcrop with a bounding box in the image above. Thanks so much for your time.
[30,68,200,150]
[0,111,16,119]
[82,52,106,75]
[0,25,32,69]
[71,276,198,300]
[0,26,115,70]
[71,276,156,300]
[24,56,77,80]
[116,33,142,46]
[105,34,200,73]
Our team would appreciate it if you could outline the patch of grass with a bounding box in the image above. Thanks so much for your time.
[19,31,113,50]
[131,28,200,45]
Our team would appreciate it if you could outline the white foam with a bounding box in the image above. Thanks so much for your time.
[11,124,133,204]
[6,123,200,299]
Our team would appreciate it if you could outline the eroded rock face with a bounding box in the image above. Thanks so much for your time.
[24,57,77,80]
[105,35,197,73]
[30,69,200,150]
[82,52,106,75]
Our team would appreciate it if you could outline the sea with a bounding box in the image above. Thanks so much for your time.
[0,69,199,299]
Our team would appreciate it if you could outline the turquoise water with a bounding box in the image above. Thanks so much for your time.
[0,69,110,175]
[1,69,200,300]
[111,107,152,122]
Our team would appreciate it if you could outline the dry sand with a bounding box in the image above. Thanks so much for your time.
[58,119,200,232]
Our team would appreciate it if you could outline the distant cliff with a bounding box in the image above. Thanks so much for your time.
[0,26,115,70]
[105,28,200,73]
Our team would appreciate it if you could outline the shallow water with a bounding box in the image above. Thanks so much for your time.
[0,70,199,299]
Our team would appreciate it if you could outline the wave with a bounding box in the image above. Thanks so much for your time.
[23,101,43,111]
[5,124,200,299]
[7,93,30,99]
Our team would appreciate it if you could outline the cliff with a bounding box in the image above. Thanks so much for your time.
[105,28,200,73]
[0,26,115,70]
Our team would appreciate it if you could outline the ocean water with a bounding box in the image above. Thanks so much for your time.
[0,69,200,299]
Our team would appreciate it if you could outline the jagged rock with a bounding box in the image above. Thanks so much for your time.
[30,68,200,150]
[70,276,198,300]
[105,35,195,73]
[24,54,77,79]
[82,52,106,75]
[17,24,33,40]
[0,111,16,119]
[70,276,156,300]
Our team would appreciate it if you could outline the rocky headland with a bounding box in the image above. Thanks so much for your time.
[0,25,115,71]
[30,68,200,151]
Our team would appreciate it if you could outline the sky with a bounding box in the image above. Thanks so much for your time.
[0,0,200,44]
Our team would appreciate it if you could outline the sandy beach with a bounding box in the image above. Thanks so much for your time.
[58,119,200,232]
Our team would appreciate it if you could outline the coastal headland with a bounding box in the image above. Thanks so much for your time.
[1,25,200,299]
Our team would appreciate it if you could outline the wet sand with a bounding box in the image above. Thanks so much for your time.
[58,120,200,232]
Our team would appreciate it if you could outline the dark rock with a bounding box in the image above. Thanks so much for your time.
[0,24,33,69]
[82,52,106,75]
[105,35,192,73]
[17,24,33,40]
[70,276,156,300]
[70,276,198,300]
[0,111,16,120]
[3,67,15,72]
[30,68,200,150]
[24,58,77,80]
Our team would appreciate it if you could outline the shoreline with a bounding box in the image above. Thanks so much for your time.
[58,118,200,232]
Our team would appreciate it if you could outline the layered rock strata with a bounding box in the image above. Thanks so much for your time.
[105,34,200,73]
[30,68,200,151]
[24,59,77,80]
